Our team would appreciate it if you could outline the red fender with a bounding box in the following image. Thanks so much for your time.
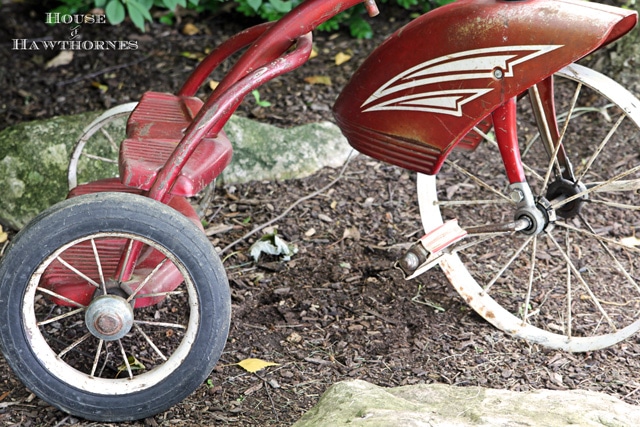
[333,0,637,175]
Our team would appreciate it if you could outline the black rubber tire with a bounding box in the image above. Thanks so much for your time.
[0,192,231,422]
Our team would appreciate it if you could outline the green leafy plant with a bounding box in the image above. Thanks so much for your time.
[251,90,271,108]
[100,0,204,31]
[49,0,453,36]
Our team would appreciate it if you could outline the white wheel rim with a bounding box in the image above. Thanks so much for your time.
[23,232,200,395]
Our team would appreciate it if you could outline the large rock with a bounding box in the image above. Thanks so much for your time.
[293,380,640,427]
[0,111,351,229]
[0,112,100,230]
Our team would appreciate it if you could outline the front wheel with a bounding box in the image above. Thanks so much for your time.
[0,193,231,422]
[417,64,640,352]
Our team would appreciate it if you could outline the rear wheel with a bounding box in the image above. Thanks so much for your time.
[417,64,640,352]
[68,102,137,190]
[0,192,231,421]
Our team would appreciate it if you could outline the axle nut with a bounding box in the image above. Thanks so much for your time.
[85,295,134,341]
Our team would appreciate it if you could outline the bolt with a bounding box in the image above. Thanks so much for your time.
[493,68,504,79]
[401,252,421,271]
[510,189,524,203]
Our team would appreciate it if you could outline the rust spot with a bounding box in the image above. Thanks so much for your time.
[484,310,495,319]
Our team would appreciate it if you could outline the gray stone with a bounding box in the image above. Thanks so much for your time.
[0,111,102,230]
[220,115,352,184]
[293,380,640,427]
[0,111,352,229]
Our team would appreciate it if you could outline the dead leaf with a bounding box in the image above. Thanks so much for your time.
[309,47,318,59]
[334,51,352,66]
[182,23,199,36]
[45,50,73,69]
[342,227,361,241]
[620,235,640,247]
[243,381,264,396]
[209,80,219,91]
[304,75,332,86]
[0,225,7,244]
[237,358,279,373]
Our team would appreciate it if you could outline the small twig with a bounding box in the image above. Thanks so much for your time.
[53,415,71,427]
[219,150,356,255]
[253,372,279,423]
[57,55,150,86]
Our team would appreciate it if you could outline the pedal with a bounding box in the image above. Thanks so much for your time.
[397,220,467,278]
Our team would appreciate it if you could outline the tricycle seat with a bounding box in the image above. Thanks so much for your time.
[119,91,233,197]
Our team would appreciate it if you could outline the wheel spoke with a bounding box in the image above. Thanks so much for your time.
[37,307,85,327]
[36,287,86,308]
[90,238,107,295]
[540,82,582,191]
[554,221,640,255]
[576,114,626,182]
[117,339,133,379]
[445,160,512,202]
[133,324,167,361]
[577,213,640,296]
[100,127,120,152]
[546,231,616,330]
[58,332,92,359]
[135,290,184,299]
[90,339,104,377]
[437,199,510,207]
[56,255,101,289]
[589,178,640,193]
[521,235,538,324]
[81,153,119,164]
[126,257,169,303]
[482,234,535,294]
[588,198,640,211]
[528,84,563,178]
[134,319,186,330]
[565,228,572,338]
[551,163,640,211]
[118,240,135,283]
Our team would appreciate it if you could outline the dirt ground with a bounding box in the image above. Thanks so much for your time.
[2,2,640,426]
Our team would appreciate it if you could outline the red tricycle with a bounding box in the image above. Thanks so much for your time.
[1,0,639,421]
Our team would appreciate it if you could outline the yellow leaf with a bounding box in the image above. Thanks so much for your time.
[0,225,7,244]
[91,81,108,93]
[182,23,200,36]
[209,80,220,91]
[237,358,279,373]
[309,47,318,59]
[304,75,332,86]
[334,51,352,66]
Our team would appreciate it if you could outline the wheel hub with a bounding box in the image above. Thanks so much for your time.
[85,295,134,341]
[545,177,588,219]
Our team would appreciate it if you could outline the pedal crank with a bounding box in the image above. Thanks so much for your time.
[397,220,467,279]
[398,218,531,279]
